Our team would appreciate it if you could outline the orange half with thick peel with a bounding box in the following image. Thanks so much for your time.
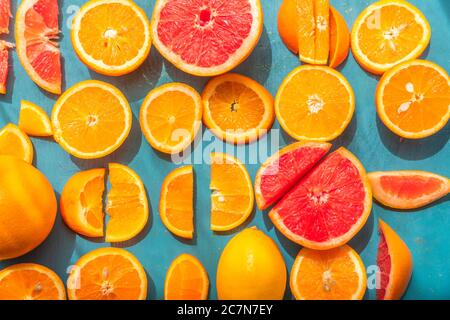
[0,123,33,163]
[19,100,53,137]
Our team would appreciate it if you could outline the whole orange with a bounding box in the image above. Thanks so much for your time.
[0,156,57,260]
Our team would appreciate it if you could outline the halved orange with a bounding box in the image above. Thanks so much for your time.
[19,100,53,137]
[202,73,274,144]
[210,152,254,231]
[351,0,431,74]
[290,245,367,300]
[140,83,202,154]
[52,80,132,159]
[160,166,194,239]
[329,6,349,69]
[71,0,151,76]
[67,247,147,300]
[275,65,355,141]
[164,254,209,300]
[0,123,33,163]
[0,263,66,300]
[376,60,450,139]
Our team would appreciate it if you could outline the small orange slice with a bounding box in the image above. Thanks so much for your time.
[18,100,53,137]
[67,247,147,300]
[275,65,355,141]
[296,0,315,64]
[160,166,194,239]
[210,152,254,232]
[329,6,349,68]
[0,263,66,300]
[202,73,274,144]
[313,0,329,65]
[0,123,33,163]
[290,245,367,300]
[140,83,202,154]
[376,60,450,139]
[164,254,209,300]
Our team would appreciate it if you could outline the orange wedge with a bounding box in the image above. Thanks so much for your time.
[140,83,202,154]
[52,80,132,159]
[329,6,349,68]
[0,263,66,300]
[296,0,315,64]
[290,245,367,300]
[313,0,329,65]
[210,152,254,232]
[351,0,431,74]
[164,254,209,300]
[376,60,450,139]
[18,100,53,137]
[0,123,33,163]
[67,247,147,300]
[160,166,194,239]
[202,73,274,144]
[275,65,354,141]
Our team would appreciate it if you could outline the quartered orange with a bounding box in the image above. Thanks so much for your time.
[0,123,33,163]
[19,100,53,137]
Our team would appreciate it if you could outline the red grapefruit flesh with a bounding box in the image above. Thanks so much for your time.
[16,0,61,94]
[0,0,10,34]
[269,147,372,250]
[255,141,331,210]
[368,171,449,210]
[151,0,263,76]
[0,40,12,94]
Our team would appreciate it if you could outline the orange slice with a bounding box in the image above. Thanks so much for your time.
[67,247,147,300]
[52,80,132,159]
[0,123,33,163]
[275,65,355,141]
[18,100,53,137]
[329,6,349,68]
[351,0,431,74]
[0,263,66,300]
[140,83,202,154]
[164,254,209,300]
[71,0,151,76]
[296,0,315,64]
[376,60,450,139]
[313,0,329,65]
[160,166,194,239]
[210,152,254,231]
[202,73,274,144]
[290,245,367,300]
[106,163,149,242]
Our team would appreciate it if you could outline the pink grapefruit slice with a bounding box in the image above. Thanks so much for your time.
[0,40,12,94]
[269,147,372,250]
[0,0,10,34]
[368,171,449,210]
[150,0,263,76]
[16,0,61,94]
[255,141,331,210]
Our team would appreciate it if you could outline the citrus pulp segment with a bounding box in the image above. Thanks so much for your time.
[19,100,53,137]
[0,40,12,94]
[329,6,349,68]
[0,0,10,34]
[313,0,330,65]
[0,123,34,163]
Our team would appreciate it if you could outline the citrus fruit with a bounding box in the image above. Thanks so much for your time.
[18,100,53,137]
[0,41,12,94]
[277,0,298,54]
[0,263,65,300]
[0,156,57,260]
[351,0,431,74]
[296,0,315,64]
[105,163,149,243]
[216,227,286,300]
[329,6,350,69]
[67,247,147,300]
[150,0,263,76]
[52,80,132,159]
[159,166,194,239]
[165,254,209,300]
[0,0,10,34]
[313,0,330,65]
[71,0,151,76]
[290,245,367,300]
[269,147,372,250]
[210,152,254,232]
[368,171,449,210]
[255,141,331,210]
[377,219,413,300]
[275,65,355,141]
[16,0,61,94]
[0,123,33,163]
[376,60,450,139]
[60,168,106,238]
[202,73,274,144]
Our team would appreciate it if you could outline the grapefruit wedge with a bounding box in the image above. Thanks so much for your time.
[0,0,10,34]
[255,141,331,210]
[369,171,449,210]
[150,0,263,76]
[269,147,372,250]
[16,0,61,94]
[0,40,12,94]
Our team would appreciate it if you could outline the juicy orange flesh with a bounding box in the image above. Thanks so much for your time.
[56,87,128,153]
[80,175,105,230]
[164,171,193,233]
[77,3,146,66]
[314,0,329,64]
[381,65,450,132]
[0,130,27,160]
[166,259,206,300]
[380,175,445,199]
[297,0,315,61]
[19,106,51,135]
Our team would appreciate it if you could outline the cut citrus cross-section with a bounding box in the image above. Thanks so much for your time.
[0,123,33,163]
[19,100,53,137]
[0,40,12,94]
[296,0,315,64]
[313,0,330,65]
[0,0,10,34]
[329,6,349,69]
